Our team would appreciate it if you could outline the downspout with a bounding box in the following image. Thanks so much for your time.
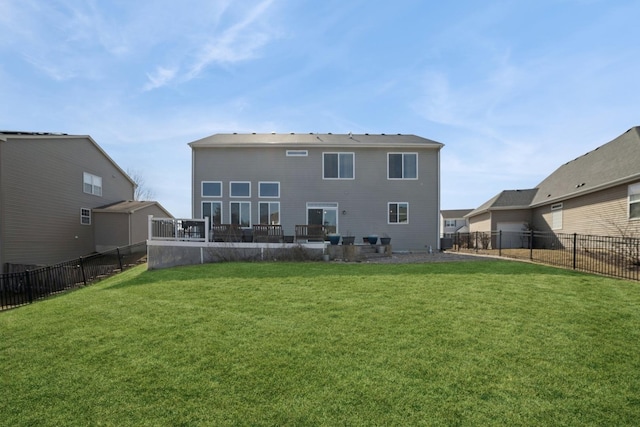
[436,147,442,251]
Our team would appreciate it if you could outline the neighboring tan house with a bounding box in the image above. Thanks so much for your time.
[189,133,444,251]
[466,126,640,241]
[441,209,472,236]
[0,131,170,271]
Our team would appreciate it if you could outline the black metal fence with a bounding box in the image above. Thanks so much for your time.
[0,242,147,311]
[450,231,640,281]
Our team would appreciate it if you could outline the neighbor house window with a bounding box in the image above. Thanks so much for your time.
[445,219,456,228]
[388,153,417,179]
[259,202,280,225]
[202,202,222,227]
[551,203,563,230]
[80,208,91,225]
[230,202,251,227]
[259,182,280,198]
[230,182,250,197]
[83,172,102,196]
[388,202,409,224]
[629,183,640,219]
[202,181,222,197]
[323,153,354,179]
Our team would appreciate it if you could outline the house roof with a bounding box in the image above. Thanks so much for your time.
[188,133,444,149]
[466,189,538,217]
[467,126,640,217]
[93,200,173,217]
[0,131,136,187]
[531,126,640,206]
[441,209,473,219]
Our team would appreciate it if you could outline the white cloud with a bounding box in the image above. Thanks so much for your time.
[144,66,179,91]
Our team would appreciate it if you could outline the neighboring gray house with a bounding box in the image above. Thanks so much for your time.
[189,133,444,251]
[93,200,172,253]
[0,131,168,271]
[466,126,640,240]
[440,209,472,235]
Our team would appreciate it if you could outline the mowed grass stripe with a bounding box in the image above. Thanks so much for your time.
[2,261,640,426]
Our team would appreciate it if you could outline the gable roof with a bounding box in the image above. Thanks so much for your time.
[466,189,538,217]
[93,200,173,217]
[189,133,444,149]
[531,126,640,206]
[441,209,473,219]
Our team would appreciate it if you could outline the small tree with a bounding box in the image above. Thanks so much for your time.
[127,168,156,201]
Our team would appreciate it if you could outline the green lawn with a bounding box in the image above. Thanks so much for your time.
[2,260,640,426]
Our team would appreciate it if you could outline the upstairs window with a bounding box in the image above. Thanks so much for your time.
[83,172,102,196]
[323,153,354,179]
[202,181,222,197]
[629,183,640,219]
[259,182,280,198]
[388,153,417,179]
[230,181,251,197]
[445,219,456,228]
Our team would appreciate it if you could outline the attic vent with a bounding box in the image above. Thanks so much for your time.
[575,182,586,188]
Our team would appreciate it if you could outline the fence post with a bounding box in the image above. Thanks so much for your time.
[475,232,478,252]
[573,233,577,270]
[529,230,534,260]
[79,257,87,286]
[498,230,502,257]
[25,270,33,304]
[116,247,123,271]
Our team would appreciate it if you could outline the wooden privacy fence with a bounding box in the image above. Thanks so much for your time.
[0,242,147,311]
[449,231,640,281]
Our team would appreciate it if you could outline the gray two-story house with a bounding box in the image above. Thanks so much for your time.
[189,133,444,251]
[0,131,171,271]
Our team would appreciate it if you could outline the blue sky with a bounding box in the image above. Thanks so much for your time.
[2,0,639,218]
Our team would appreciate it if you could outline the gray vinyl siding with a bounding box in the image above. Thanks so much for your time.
[0,136,134,267]
[192,145,441,251]
[532,182,640,236]
[94,204,169,252]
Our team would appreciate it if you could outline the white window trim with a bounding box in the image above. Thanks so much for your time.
[230,201,252,227]
[229,181,251,198]
[259,201,281,225]
[83,172,102,196]
[202,201,222,228]
[259,181,280,198]
[286,150,308,157]
[201,181,222,198]
[445,219,456,228]
[388,202,409,224]
[322,152,355,180]
[387,152,418,180]
[80,208,91,225]
[629,183,640,220]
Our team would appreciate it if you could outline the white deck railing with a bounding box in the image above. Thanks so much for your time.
[148,216,209,242]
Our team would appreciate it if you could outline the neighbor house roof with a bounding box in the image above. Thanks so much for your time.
[189,133,444,149]
[466,189,538,217]
[93,200,173,217]
[531,126,640,206]
[441,209,473,219]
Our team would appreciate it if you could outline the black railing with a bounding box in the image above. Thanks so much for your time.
[0,242,147,311]
[450,231,640,281]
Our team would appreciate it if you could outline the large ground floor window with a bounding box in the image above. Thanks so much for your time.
[202,202,222,228]
[259,202,280,225]
[230,201,251,227]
